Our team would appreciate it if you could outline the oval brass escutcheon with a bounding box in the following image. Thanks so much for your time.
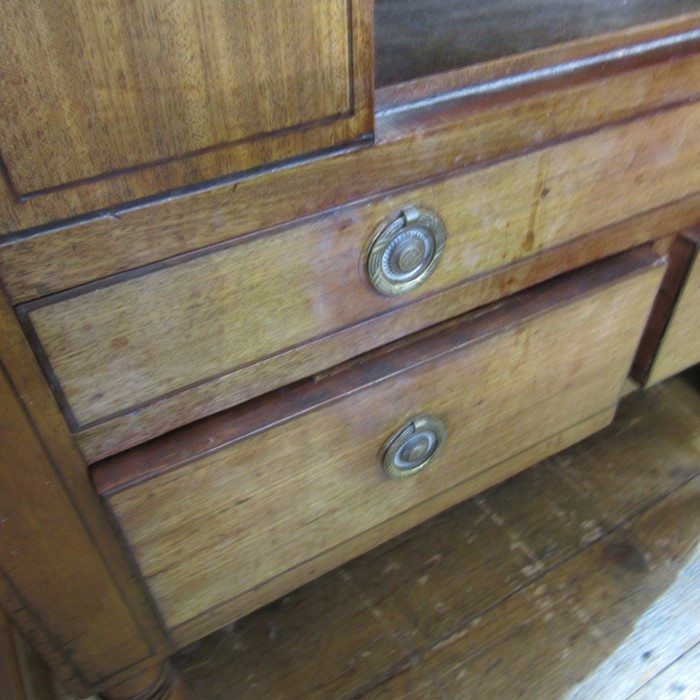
[367,206,446,296]
[380,415,447,478]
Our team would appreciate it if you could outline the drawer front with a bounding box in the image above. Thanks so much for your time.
[95,250,664,644]
[20,102,700,461]
[0,0,373,233]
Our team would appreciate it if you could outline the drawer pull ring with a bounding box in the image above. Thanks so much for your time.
[380,415,447,478]
[367,206,446,295]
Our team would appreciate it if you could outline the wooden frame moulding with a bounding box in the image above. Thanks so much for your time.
[1,13,699,303]
[0,286,174,697]
[0,0,375,235]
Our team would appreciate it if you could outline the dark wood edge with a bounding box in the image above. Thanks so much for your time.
[92,247,663,498]
[681,225,700,245]
[349,0,375,128]
[630,227,700,383]
[376,11,700,111]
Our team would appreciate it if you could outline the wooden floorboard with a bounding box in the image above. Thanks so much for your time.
[628,642,700,699]
[176,370,700,700]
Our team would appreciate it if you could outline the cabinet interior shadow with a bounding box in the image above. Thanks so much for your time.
[375,0,700,86]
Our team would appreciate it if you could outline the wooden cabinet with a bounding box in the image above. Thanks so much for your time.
[1,4,699,699]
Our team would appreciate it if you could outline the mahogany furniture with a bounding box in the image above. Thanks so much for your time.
[1,3,699,698]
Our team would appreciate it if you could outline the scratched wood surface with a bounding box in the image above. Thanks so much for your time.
[174,370,700,699]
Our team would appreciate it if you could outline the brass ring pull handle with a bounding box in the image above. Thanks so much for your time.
[380,415,447,478]
[367,206,446,296]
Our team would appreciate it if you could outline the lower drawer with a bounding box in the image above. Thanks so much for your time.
[94,249,664,648]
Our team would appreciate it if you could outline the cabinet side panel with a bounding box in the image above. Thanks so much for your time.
[0,292,169,695]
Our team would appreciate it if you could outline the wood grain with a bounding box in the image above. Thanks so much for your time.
[358,470,700,700]
[20,101,700,454]
[65,193,700,463]
[96,250,664,640]
[0,1,372,217]
[0,290,170,696]
[2,29,700,285]
[646,229,700,384]
[0,607,26,700]
[163,411,618,651]
[174,373,700,699]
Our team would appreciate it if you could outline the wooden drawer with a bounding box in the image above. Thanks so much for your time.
[19,102,700,462]
[94,249,664,648]
[633,228,700,385]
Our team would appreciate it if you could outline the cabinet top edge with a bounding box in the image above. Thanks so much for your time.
[376,11,700,114]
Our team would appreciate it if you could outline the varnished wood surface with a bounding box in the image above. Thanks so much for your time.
[0,0,373,230]
[96,251,664,642]
[57,196,700,463]
[173,371,700,700]
[375,0,700,85]
[0,290,170,697]
[20,101,700,459]
[3,35,700,301]
[646,229,700,385]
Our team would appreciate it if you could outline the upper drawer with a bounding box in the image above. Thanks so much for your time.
[19,102,700,462]
[94,249,665,648]
[0,0,373,233]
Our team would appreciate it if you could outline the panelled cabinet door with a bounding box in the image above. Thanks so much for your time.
[0,0,374,234]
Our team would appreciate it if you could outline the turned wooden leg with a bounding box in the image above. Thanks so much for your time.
[100,660,186,700]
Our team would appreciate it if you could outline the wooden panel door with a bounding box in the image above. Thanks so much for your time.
[0,0,374,233]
